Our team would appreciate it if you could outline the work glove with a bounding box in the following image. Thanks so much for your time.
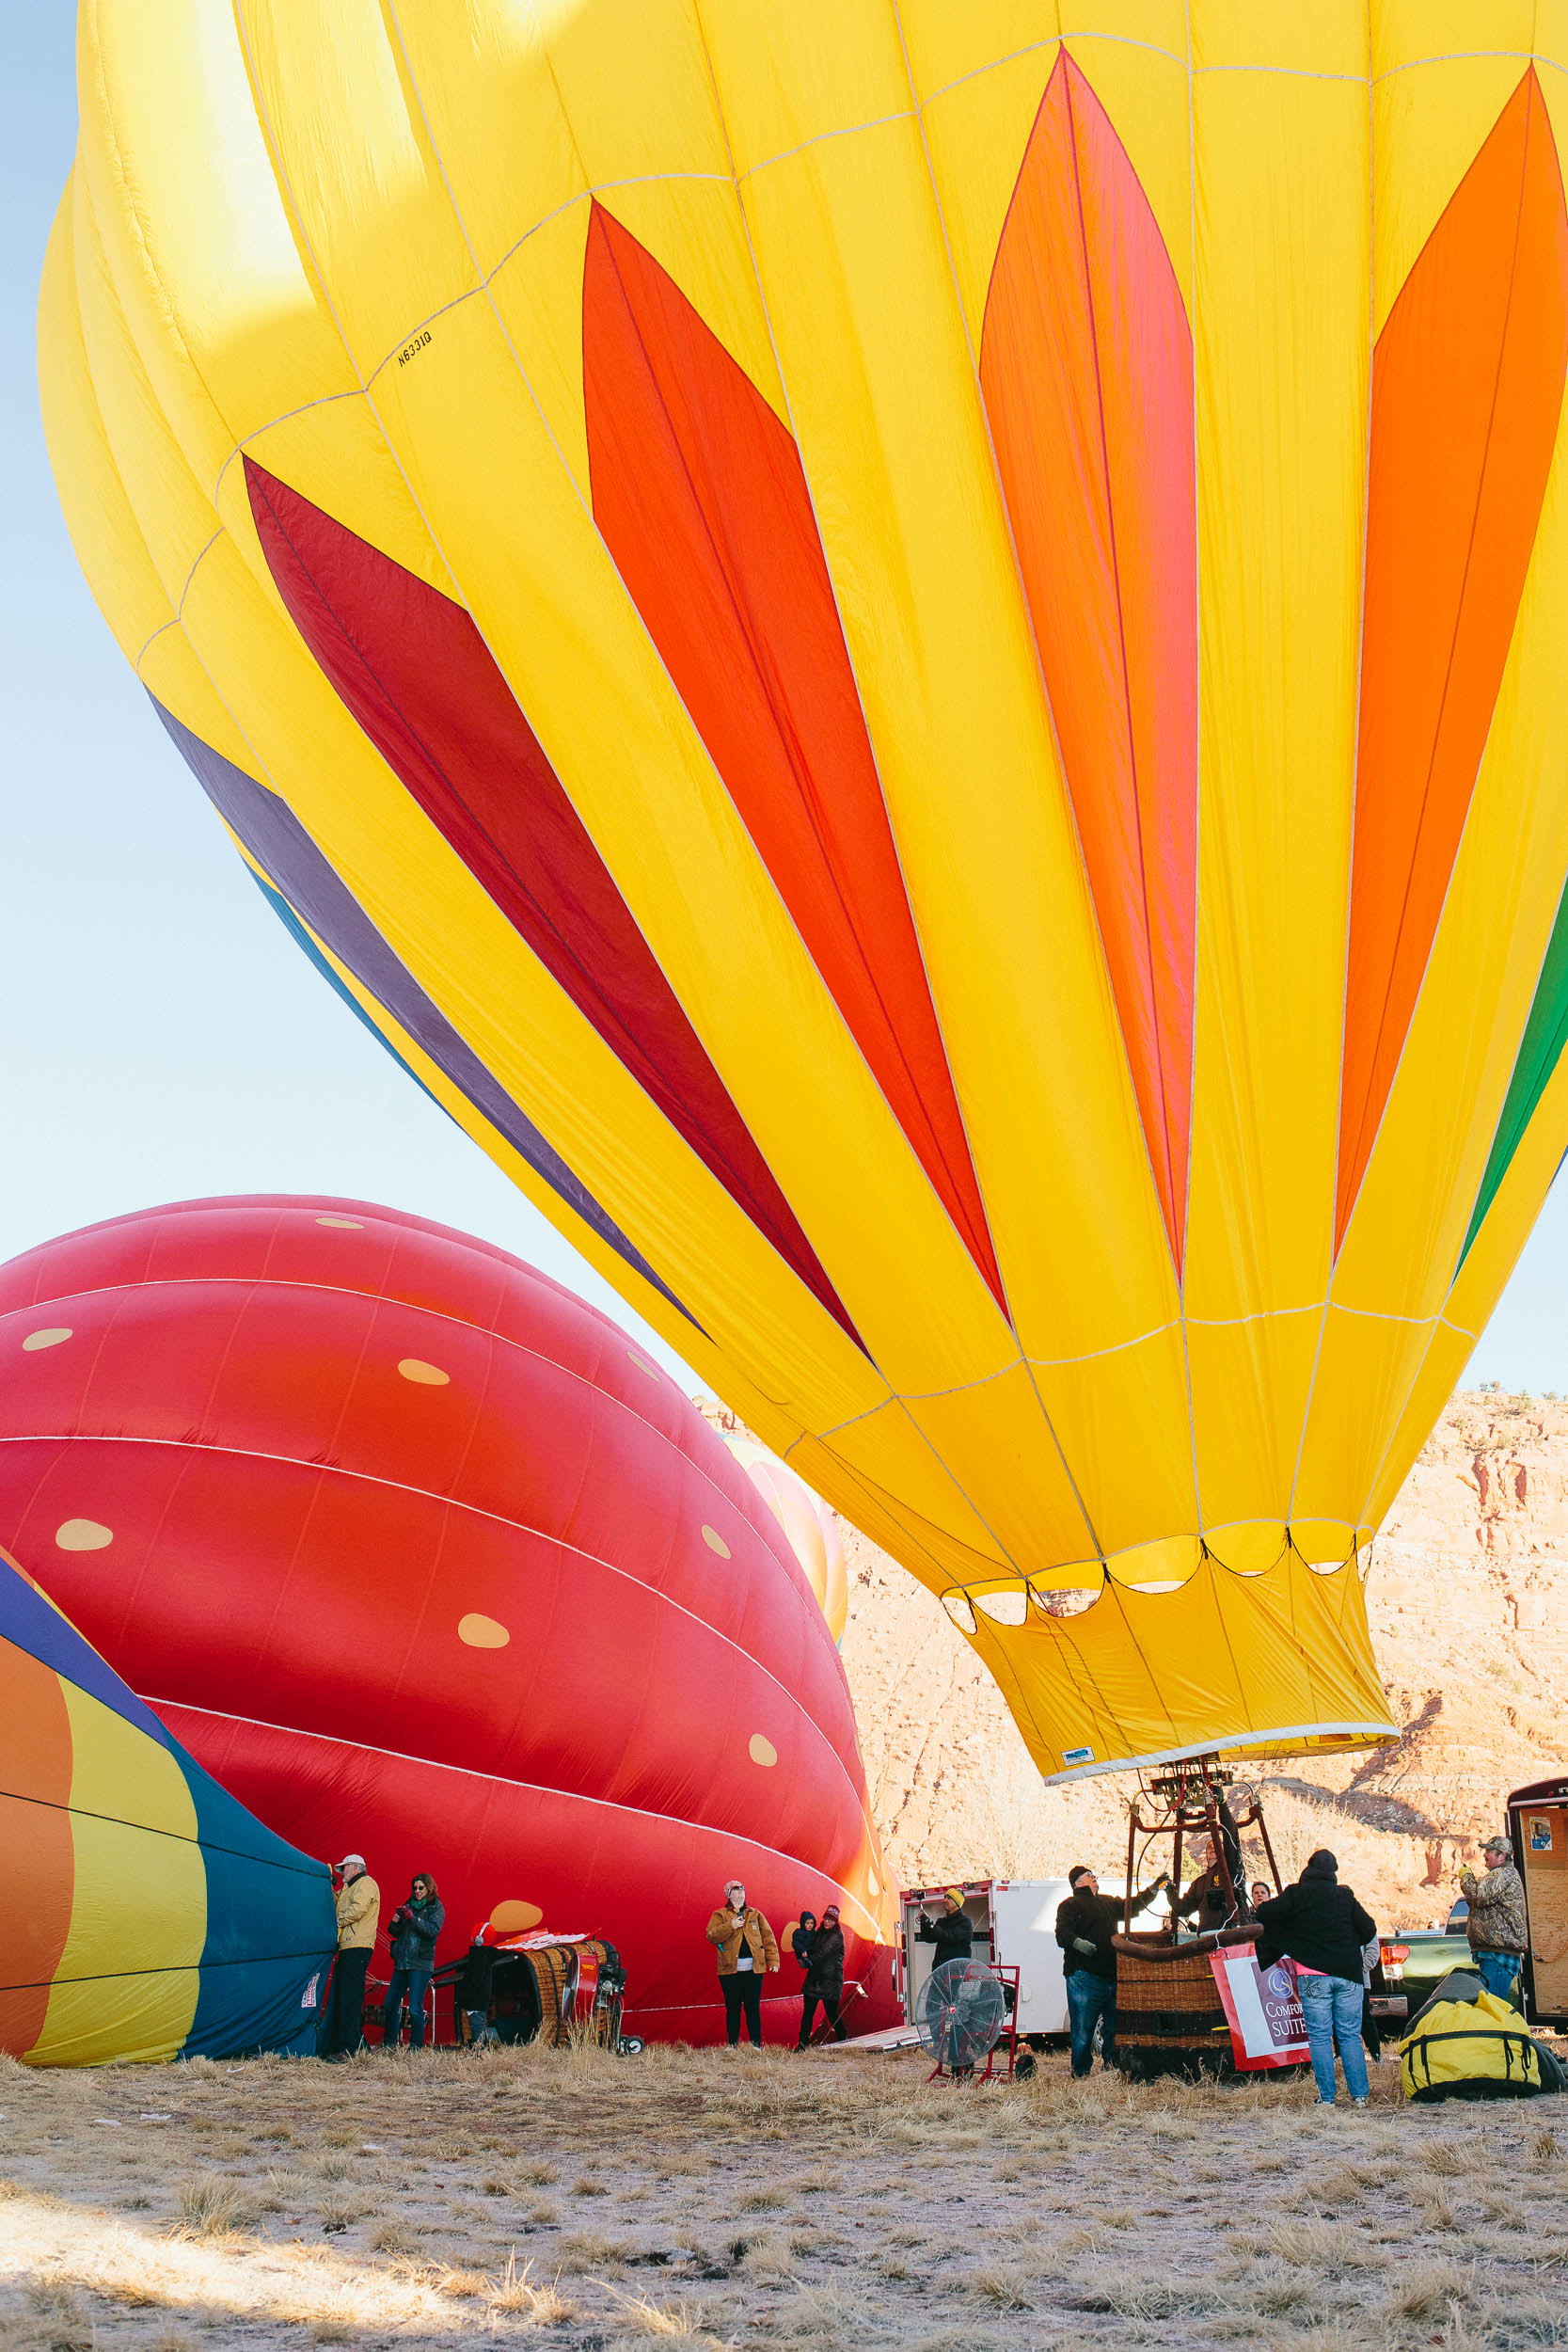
[1072,1936,1098,1956]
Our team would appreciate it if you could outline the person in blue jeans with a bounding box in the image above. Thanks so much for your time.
[1256,1851,1376,2106]
[382,1871,444,2050]
[1054,1863,1167,2078]
[1296,1969,1371,2106]
[1473,1948,1521,2004]
[1460,1836,1528,2006]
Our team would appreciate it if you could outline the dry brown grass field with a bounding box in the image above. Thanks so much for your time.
[1,2039,1565,2352]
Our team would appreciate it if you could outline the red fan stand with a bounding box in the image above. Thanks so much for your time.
[927,1963,1022,2084]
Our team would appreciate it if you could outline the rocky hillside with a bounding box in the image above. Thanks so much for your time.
[810,1391,1568,1931]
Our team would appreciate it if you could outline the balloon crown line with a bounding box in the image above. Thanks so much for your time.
[940,1527,1373,1634]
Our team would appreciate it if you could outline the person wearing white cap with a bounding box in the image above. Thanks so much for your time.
[322,1852,380,2059]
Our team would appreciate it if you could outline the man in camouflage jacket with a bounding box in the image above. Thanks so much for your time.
[1460,1835,1528,2005]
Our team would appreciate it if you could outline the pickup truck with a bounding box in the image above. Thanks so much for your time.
[1375,1920,1475,2024]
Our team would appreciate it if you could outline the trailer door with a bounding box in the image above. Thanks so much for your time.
[899,1889,993,2024]
[990,1882,1071,2036]
[1519,1804,1568,2023]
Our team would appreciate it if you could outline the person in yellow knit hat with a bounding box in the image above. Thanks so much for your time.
[916,1888,974,1969]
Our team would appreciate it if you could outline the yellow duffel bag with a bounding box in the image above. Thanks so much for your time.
[1400,1988,1543,2103]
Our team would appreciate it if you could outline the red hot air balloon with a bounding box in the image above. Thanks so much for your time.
[0,1198,896,2042]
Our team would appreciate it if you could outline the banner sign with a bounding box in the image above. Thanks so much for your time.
[1209,1940,1308,2070]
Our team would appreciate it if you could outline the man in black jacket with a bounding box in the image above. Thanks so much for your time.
[1255,1851,1376,2107]
[1054,1865,1167,2078]
[915,1890,974,1967]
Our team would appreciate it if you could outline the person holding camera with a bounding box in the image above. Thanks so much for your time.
[382,1870,444,2050]
[322,1852,380,2059]
[915,1889,974,1966]
[706,1878,779,2047]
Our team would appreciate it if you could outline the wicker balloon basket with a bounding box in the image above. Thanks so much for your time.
[1111,1930,1254,2079]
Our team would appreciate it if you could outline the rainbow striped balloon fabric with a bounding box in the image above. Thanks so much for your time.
[1,1544,335,2066]
[39,4,1568,1778]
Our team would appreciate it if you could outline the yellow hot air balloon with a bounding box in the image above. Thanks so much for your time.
[40,4,1568,1782]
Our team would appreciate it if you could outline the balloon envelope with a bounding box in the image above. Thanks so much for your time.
[40,6,1568,1773]
[0,1541,334,2066]
[0,1198,895,2040]
[725,1435,848,1647]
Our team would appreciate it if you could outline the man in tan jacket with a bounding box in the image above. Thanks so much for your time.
[322,1852,380,2059]
[706,1878,779,2047]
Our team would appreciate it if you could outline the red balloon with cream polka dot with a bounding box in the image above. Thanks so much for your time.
[0,1198,897,2041]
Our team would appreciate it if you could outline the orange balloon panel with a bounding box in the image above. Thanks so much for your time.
[40,5,1568,1775]
[0,1199,896,2041]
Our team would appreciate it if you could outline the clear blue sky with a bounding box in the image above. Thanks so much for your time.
[1,14,701,1388]
[4,16,1563,1399]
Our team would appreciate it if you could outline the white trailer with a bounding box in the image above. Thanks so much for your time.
[898,1880,1070,2038]
[896,1875,1169,2041]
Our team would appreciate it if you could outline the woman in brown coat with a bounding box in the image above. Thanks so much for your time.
[705,1877,779,2047]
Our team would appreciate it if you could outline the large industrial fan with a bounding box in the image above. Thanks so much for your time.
[915,1959,1011,2082]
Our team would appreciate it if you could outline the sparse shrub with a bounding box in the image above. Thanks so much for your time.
[1423,2136,1485,2176]
[23,2281,93,2352]
[1271,2215,1386,2269]
[606,2285,709,2339]
[1480,2295,1568,2345]
[436,2265,489,2298]
[485,2251,574,2322]
[171,2170,250,2236]
[556,2229,636,2275]
[1388,2263,1475,2323]
[1075,2278,1216,2320]
[316,2187,372,2231]
[968,2262,1038,2310]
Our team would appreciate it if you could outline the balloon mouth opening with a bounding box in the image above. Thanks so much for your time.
[940,1523,1371,1637]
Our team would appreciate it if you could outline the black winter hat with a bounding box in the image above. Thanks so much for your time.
[1302,1849,1338,1879]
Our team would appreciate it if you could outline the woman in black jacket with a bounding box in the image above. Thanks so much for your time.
[797,1905,847,2047]
[1255,1851,1375,2106]
[382,1871,444,2050]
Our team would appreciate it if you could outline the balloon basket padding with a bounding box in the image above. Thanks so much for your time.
[1111,1931,1251,2069]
